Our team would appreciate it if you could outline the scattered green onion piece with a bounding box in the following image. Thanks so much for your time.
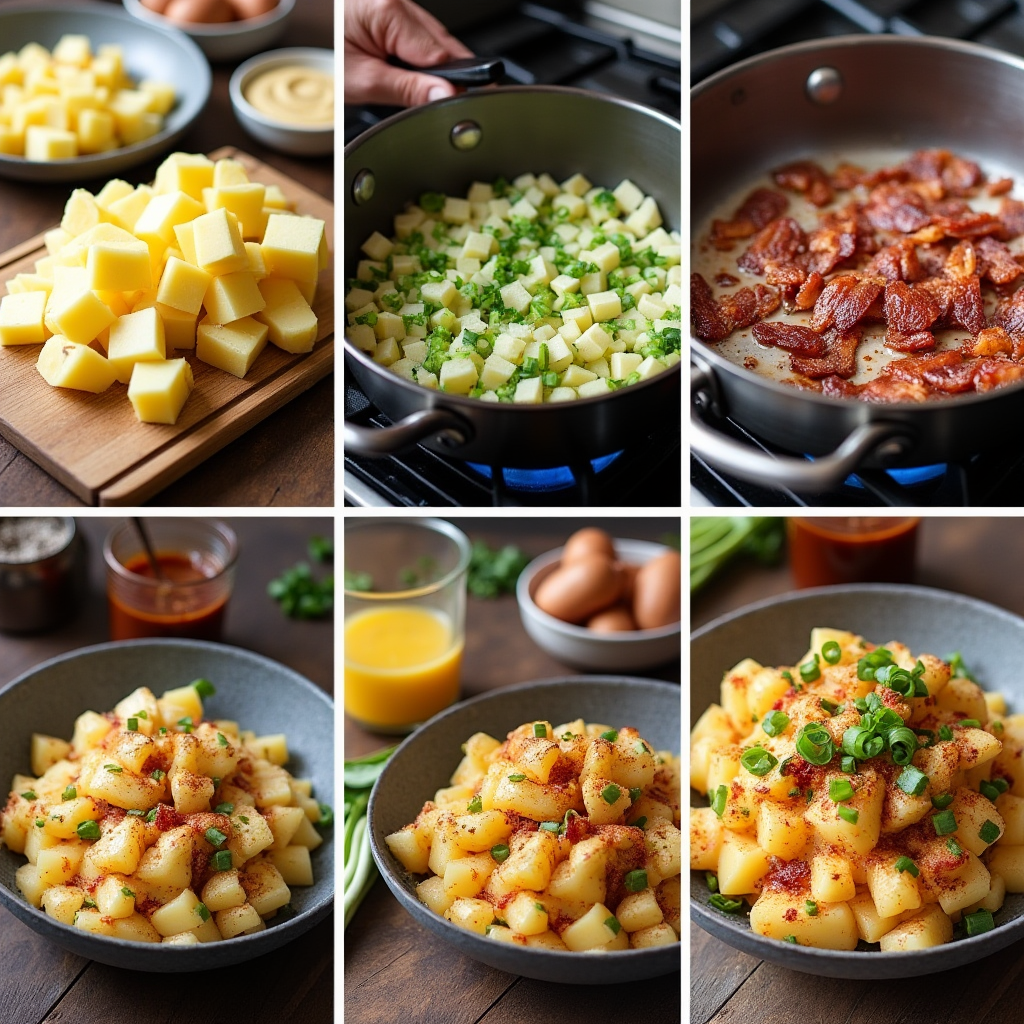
[842,725,883,761]
[215,802,234,815]
[932,809,957,836]
[77,820,100,840]
[633,816,648,830]
[783,935,799,944]
[829,779,854,802]
[711,785,727,818]
[601,784,622,804]
[796,722,835,765]
[841,756,857,774]
[957,719,981,728]
[82,899,96,909]
[239,815,249,824]
[821,641,842,665]
[126,717,138,732]
[706,872,719,893]
[151,769,165,781]
[980,820,1001,844]
[896,766,929,797]
[964,909,995,936]
[534,902,546,913]
[20,790,36,800]
[624,869,648,892]
[938,725,953,742]
[194,902,210,922]
[932,792,954,809]
[895,856,919,877]
[534,723,547,738]
[467,796,483,813]
[799,655,821,683]
[629,787,642,803]
[121,887,134,899]
[211,849,232,871]
[192,679,216,698]
[762,711,790,737]
[104,764,122,774]
[857,648,893,681]
[62,786,76,801]
[205,827,227,847]
[145,808,158,823]
[838,806,859,825]
[820,698,839,715]
[946,837,964,857]
[507,773,527,783]
[709,894,743,914]
[604,915,621,935]
[539,821,560,833]
[740,747,778,777]
[135,710,148,720]
[888,726,919,766]
[217,733,228,747]
[805,900,818,916]
[599,730,618,742]
[491,844,510,862]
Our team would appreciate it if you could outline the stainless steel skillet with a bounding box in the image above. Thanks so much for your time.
[343,86,681,469]
[691,36,1024,491]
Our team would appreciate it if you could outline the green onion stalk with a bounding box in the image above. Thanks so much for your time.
[344,745,396,927]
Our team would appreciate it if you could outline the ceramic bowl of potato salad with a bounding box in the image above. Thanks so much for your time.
[344,171,681,403]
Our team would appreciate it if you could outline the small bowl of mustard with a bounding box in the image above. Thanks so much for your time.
[229,47,333,157]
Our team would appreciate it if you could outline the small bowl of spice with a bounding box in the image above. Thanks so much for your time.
[123,0,295,62]
[229,47,333,156]
[0,517,86,633]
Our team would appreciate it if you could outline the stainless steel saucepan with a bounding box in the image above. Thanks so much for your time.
[691,35,1024,492]
[344,85,681,469]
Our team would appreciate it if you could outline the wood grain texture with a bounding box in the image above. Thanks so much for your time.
[0,148,334,505]
[344,517,682,1023]
[0,517,334,1024]
[690,517,1024,1024]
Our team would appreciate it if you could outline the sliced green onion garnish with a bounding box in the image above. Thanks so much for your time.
[599,729,618,742]
[957,719,981,728]
[829,779,854,802]
[624,869,648,892]
[192,679,216,697]
[710,785,727,818]
[534,723,547,738]
[837,806,859,825]
[604,915,621,935]
[205,827,227,847]
[467,796,483,813]
[507,774,527,783]
[896,766,928,797]
[762,711,790,738]
[799,655,821,683]
[103,764,122,774]
[946,837,964,857]
[194,902,210,922]
[178,717,194,734]
[211,849,232,871]
[895,856,919,877]
[706,872,719,893]
[146,808,158,822]
[938,725,953,741]
[539,821,560,833]
[888,726,918,766]
[964,909,995,936]
[633,816,648,830]
[932,809,957,835]
[215,802,234,815]
[126,718,138,732]
[740,747,778,777]
[217,733,228,747]
[821,641,842,665]
[841,756,857,774]
[151,768,165,781]
[491,843,510,862]
[932,792,954,809]
[20,790,36,800]
[805,900,818,916]
[709,894,743,913]
[77,820,100,840]
[857,648,893,680]
[783,935,799,944]
[62,786,76,801]
[842,725,883,761]
[127,809,144,816]
[601,784,622,804]
[629,787,642,803]
[820,698,839,715]
[135,710,148,720]
[121,887,134,899]
[796,722,834,765]
[979,820,1001,844]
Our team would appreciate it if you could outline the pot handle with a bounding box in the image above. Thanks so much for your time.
[690,364,912,492]
[344,408,473,457]
[387,57,505,86]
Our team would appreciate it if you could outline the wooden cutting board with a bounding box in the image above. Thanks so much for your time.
[0,147,334,506]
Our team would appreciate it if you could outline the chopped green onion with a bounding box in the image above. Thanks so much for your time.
[126,809,144,816]
[151,769,165,781]
[534,902,546,914]
[121,887,134,899]
[857,648,894,681]
[126,717,138,732]
[821,641,842,665]
[599,730,618,742]
[20,790,36,800]
[194,902,210,922]
[539,821,560,833]
[601,784,622,805]
[932,809,957,836]
[604,915,621,935]
[805,900,819,916]
[467,796,483,813]
[964,909,995,936]
[217,733,228,747]
[104,764,123,774]
[837,806,859,825]
[709,894,743,914]
[957,719,981,728]
[135,710,148,720]
[820,698,840,715]
[77,820,100,839]
[895,856,919,877]
[629,787,642,803]
[215,802,234,815]
[34,819,44,828]
[633,816,648,830]
[887,726,919,766]
[796,722,835,765]
[62,786,76,801]
[979,820,1001,844]
[740,747,778,777]
[624,869,648,892]
[491,844,510,862]
[192,679,216,698]
[507,773,527,783]
[533,723,547,738]
[762,711,790,737]
[841,756,857,774]
[829,779,854,802]
[82,899,96,909]
[783,935,799,944]
[938,725,953,741]
[211,849,232,871]
[205,827,227,847]
[239,815,249,824]
[842,725,884,761]
[932,792,954,809]
[896,766,929,797]
[146,808,158,823]
[711,785,727,818]
[799,655,821,683]
[706,873,719,893]
[178,716,194,734]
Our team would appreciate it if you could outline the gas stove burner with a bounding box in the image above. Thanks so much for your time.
[845,463,948,490]
[466,452,624,493]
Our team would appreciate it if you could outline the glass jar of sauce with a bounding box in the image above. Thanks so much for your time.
[788,517,920,589]
[104,519,238,641]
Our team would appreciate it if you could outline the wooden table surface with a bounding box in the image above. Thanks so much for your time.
[0,0,334,507]
[691,515,1024,1024]
[0,516,335,1024]
[344,517,682,1023]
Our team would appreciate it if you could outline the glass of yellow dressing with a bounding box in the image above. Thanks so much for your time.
[344,519,471,734]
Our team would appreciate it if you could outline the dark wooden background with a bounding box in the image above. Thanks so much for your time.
[344,516,682,1023]
[0,516,334,1024]
[0,0,333,507]
[691,515,1024,1024]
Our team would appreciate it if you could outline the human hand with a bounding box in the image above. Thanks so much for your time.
[345,0,475,107]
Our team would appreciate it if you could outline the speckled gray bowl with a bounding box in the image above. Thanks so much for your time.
[368,676,681,984]
[691,584,1024,979]
[0,640,334,972]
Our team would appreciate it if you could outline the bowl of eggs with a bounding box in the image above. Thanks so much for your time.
[515,529,681,672]
[123,0,294,62]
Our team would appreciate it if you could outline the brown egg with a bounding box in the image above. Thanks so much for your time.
[561,527,616,566]
[163,0,236,25]
[587,605,636,633]
[230,0,279,18]
[534,554,621,625]
[616,561,640,605]
[632,550,681,630]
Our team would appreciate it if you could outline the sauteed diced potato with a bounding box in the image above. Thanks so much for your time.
[385,718,681,951]
[0,679,329,945]
[346,173,681,403]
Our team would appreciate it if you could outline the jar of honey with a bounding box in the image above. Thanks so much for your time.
[104,519,238,641]
[788,517,920,589]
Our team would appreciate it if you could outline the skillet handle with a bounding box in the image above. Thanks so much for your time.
[386,57,505,86]
[344,408,473,457]
[690,365,911,492]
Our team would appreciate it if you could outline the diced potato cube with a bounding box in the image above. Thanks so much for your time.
[191,206,248,276]
[127,358,194,425]
[196,316,268,377]
[156,256,211,316]
[107,306,166,383]
[36,335,115,392]
[261,213,326,282]
[24,125,77,161]
[0,291,47,345]
[439,356,478,395]
[202,271,265,325]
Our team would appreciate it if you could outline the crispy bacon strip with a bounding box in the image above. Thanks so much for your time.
[690,272,779,342]
[737,217,806,275]
[790,327,860,379]
[884,280,939,352]
[809,275,883,334]
[773,160,834,207]
[710,188,789,248]
[751,322,826,357]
